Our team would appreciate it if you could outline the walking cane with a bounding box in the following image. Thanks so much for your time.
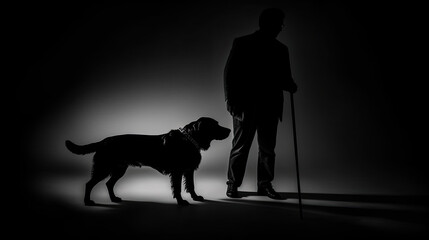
[290,92,303,219]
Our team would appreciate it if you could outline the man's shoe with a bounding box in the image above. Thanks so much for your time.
[257,186,283,200]
[226,185,240,198]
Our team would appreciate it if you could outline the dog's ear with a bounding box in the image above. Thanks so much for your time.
[193,121,202,132]
[183,120,201,133]
[193,117,216,133]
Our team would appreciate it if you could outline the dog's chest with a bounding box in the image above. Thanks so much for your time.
[167,147,202,170]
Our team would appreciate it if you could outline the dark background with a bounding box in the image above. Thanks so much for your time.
[13,1,427,237]
[18,0,426,193]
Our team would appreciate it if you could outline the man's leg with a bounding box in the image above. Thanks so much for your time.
[256,115,278,189]
[227,114,256,188]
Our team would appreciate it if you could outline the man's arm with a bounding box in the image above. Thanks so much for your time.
[224,39,245,116]
[282,46,297,93]
[224,39,239,103]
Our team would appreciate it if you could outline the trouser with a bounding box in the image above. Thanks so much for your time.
[227,110,278,188]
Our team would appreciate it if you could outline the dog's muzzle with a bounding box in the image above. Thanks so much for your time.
[216,127,231,140]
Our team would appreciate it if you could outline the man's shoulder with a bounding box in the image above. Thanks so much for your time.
[234,33,256,44]
[234,33,289,50]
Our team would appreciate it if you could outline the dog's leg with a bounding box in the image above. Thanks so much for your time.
[85,165,110,206]
[106,166,128,203]
[170,172,188,206]
[184,171,204,201]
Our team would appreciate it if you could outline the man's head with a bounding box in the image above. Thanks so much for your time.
[259,8,285,38]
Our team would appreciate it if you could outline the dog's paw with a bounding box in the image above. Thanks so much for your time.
[192,195,205,202]
[177,199,190,206]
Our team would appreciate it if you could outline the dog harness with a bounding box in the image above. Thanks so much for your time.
[179,128,201,151]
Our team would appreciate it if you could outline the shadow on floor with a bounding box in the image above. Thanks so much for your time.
[237,191,429,205]
[22,190,428,239]
[225,192,429,225]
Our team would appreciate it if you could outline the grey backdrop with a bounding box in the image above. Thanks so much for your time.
[19,1,427,196]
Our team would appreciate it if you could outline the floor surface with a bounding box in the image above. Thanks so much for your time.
[19,172,429,239]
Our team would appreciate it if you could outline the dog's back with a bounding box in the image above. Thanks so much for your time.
[65,133,201,173]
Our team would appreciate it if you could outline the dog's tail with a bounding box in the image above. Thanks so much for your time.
[65,140,100,155]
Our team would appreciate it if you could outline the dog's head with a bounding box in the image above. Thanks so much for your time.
[182,117,231,151]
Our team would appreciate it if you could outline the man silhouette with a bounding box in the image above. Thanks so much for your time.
[224,8,297,199]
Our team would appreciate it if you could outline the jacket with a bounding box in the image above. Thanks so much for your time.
[224,31,295,121]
